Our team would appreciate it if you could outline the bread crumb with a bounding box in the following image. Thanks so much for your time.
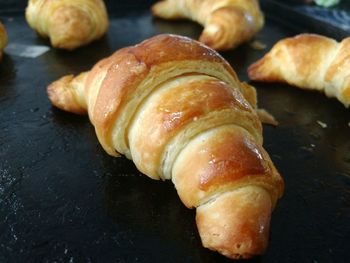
[256,109,278,126]
[250,40,267,50]
[317,120,327,128]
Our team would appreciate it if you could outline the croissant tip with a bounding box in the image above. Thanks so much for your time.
[248,59,278,82]
[247,61,262,80]
[196,186,272,259]
[47,75,86,115]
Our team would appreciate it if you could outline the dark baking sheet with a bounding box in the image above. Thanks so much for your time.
[0,2,349,263]
[262,0,350,40]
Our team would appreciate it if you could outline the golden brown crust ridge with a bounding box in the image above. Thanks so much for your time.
[71,34,248,155]
[172,125,283,208]
[128,75,260,180]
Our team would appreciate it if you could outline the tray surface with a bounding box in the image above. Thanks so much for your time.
[0,2,349,263]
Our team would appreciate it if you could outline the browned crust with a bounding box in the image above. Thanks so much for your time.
[173,125,284,208]
[88,34,239,155]
[130,76,255,178]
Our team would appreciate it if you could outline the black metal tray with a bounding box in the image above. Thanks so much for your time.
[0,1,349,262]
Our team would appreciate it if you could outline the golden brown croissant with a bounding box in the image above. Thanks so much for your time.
[248,34,350,107]
[151,0,264,51]
[25,0,109,50]
[47,34,284,259]
[0,22,8,60]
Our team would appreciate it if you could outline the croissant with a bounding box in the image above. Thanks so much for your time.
[47,34,284,259]
[248,34,350,107]
[151,0,264,51]
[25,0,109,50]
[0,22,8,60]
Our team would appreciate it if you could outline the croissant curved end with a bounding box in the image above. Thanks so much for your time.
[247,58,268,81]
[48,6,95,50]
[47,74,87,115]
[200,6,263,51]
[248,55,283,83]
[196,186,272,259]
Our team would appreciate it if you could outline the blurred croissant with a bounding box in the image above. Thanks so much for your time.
[0,22,8,60]
[25,0,109,50]
[248,34,350,107]
[47,34,284,259]
[151,0,264,51]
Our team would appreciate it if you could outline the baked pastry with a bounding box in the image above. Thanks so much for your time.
[248,34,350,107]
[151,0,264,51]
[25,0,109,50]
[47,34,284,259]
[0,22,8,60]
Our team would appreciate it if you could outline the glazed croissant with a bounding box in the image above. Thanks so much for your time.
[47,34,284,259]
[0,22,8,60]
[25,0,109,50]
[248,34,350,107]
[151,0,264,51]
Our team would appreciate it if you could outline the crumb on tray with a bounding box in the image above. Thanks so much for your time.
[317,120,327,128]
[249,40,267,50]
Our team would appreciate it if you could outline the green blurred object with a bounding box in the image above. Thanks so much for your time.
[314,0,340,7]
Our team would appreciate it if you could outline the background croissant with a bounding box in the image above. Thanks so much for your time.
[0,22,8,60]
[47,34,284,259]
[248,34,350,108]
[25,0,109,50]
[151,0,264,51]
